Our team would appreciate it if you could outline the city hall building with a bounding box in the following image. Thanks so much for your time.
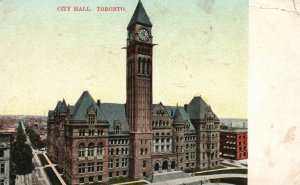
[47,1,221,184]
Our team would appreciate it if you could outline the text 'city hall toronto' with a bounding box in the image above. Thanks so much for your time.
[47,1,221,184]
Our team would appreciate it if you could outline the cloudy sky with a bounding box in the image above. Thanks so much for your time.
[0,0,247,118]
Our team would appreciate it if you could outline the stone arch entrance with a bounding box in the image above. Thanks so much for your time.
[171,161,176,169]
[162,161,168,170]
[154,163,160,171]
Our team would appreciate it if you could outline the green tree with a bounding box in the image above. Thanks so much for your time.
[12,122,34,175]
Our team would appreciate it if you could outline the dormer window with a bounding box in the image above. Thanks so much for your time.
[115,126,120,135]
[88,115,95,125]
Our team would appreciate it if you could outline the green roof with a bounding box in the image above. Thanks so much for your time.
[127,0,152,29]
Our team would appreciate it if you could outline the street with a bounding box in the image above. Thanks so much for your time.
[15,121,50,185]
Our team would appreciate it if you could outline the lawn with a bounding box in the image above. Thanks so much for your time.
[92,177,147,185]
[37,154,49,166]
[184,166,226,173]
[55,165,64,174]
[211,177,247,185]
[195,168,248,176]
[44,167,62,185]
[221,162,239,168]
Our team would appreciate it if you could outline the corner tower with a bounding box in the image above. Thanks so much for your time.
[126,0,153,180]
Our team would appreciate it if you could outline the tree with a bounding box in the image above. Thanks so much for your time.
[12,122,34,175]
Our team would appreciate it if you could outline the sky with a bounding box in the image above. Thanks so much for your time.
[0,0,248,118]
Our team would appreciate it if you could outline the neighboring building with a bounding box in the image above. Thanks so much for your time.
[47,1,221,184]
[0,132,13,185]
[220,129,248,160]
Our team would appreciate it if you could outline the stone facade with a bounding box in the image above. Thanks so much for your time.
[46,1,221,184]
[0,133,12,185]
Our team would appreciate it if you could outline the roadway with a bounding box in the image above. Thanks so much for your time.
[15,121,51,185]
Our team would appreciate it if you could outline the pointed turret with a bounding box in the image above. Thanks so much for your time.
[173,107,185,123]
[127,0,152,29]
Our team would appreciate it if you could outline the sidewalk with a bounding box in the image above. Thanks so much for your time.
[43,153,67,185]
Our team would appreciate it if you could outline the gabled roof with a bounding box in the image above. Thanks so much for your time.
[152,102,171,117]
[71,91,107,121]
[100,103,128,133]
[127,0,152,29]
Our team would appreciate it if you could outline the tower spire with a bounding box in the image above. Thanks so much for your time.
[127,0,152,29]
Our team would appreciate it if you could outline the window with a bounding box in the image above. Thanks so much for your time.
[98,176,103,182]
[0,163,4,173]
[0,149,4,157]
[79,130,85,136]
[0,180,4,185]
[79,143,85,157]
[109,159,113,168]
[143,172,147,177]
[79,178,84,184]
[120,148,124,155]
[96,162,103,172]
[115,126,120,134]
[143,160,146,168]
[79,164,85,174]
[97,143,103,156]
[88,115,95,125]
[116,171,119,176]
[110,149,114,155]
[89,176,93,183]
[109,172,112,177]
[88,163,94,173]
[138,58,141,73]
[123,170,127,176]
[116,159,119,167]
[88,143,94,156]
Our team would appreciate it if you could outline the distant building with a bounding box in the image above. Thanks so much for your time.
[220,129,248,160]
[0,132,13,185]
[47,1,221,184]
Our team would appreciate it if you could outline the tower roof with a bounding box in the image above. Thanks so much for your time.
[127,0,152,29]
[173,107,185,123]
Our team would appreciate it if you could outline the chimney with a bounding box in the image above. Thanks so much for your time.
[97,99,101,107]
[184,104,188,111]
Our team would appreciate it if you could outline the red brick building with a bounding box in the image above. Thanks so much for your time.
[220,129,248,160]
[47,1,221,184]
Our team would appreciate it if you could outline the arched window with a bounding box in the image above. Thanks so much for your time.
[145,148,148,155]
[147,59,150,75]
[97,143,103,156]
[125,148,128,154]
[142,58,146,74]
[176,137,179,143]
[141,149,144,155]
[79,143,85,157]
[88,143,94,156]
[121,148,124,155]
[110,148,114,155]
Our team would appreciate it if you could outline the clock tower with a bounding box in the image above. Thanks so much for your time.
[126,0,153,180]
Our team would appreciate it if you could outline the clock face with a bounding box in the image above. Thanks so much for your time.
[138,28,149,41]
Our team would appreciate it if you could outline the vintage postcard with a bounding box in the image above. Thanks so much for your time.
[0,0,249,185]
